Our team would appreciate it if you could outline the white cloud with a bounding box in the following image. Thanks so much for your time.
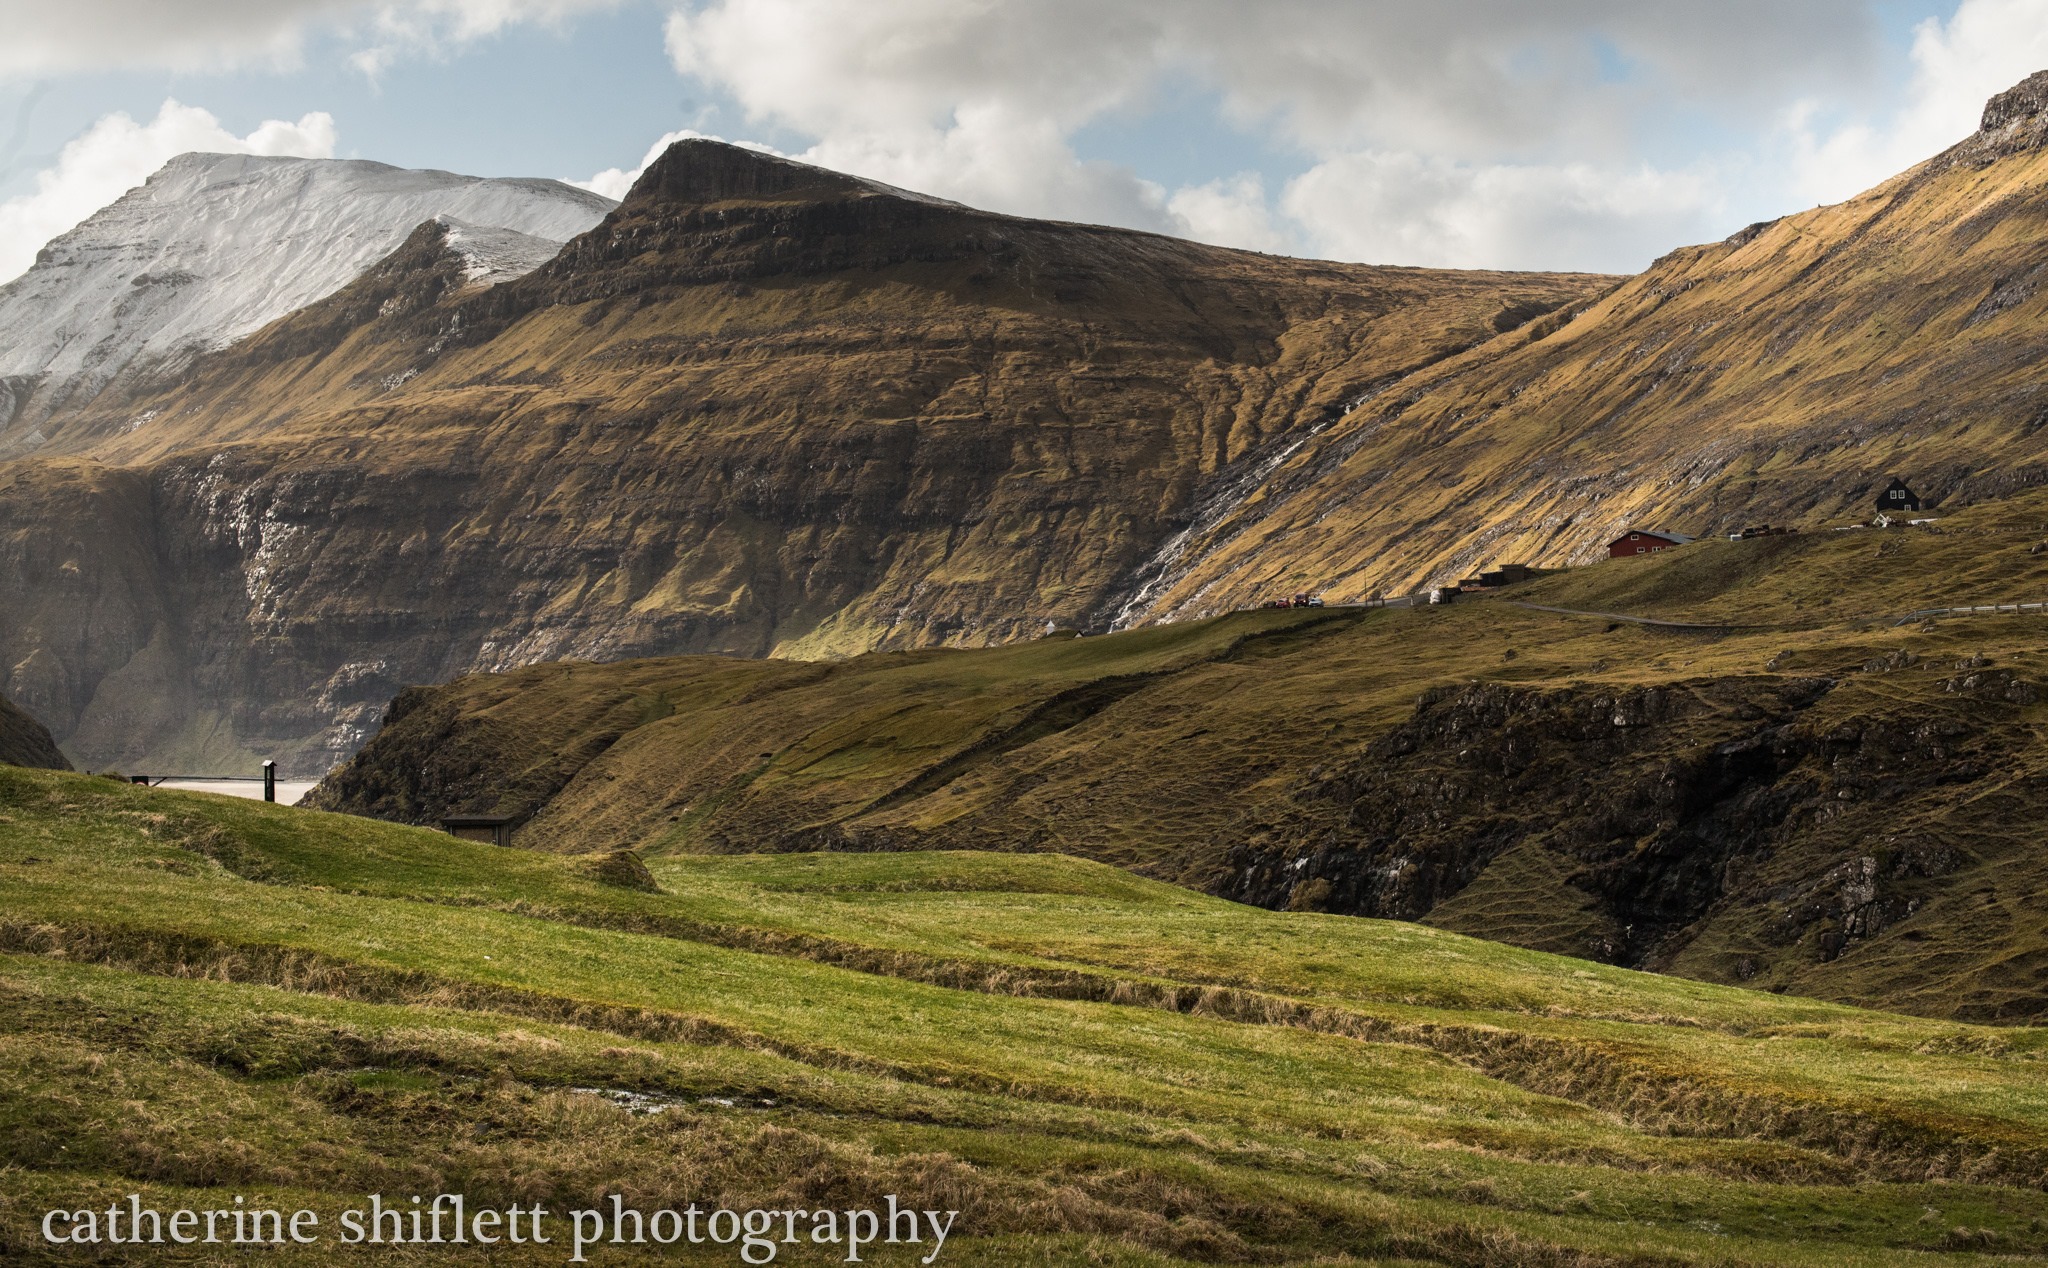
[799,108,1174,234]
[346,0,626,83]
[1783,0,2048,205]
[665,2,1176,231]
[0,100,336,284]
[656,0,1904,271]
[0,0,621,79]
[1167,174,1294,255]
[1279,152,1726,273]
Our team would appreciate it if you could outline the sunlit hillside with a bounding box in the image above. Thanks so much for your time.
[1147,74,2048,613]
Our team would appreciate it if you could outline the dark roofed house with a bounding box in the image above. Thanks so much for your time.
[1876,478,1922,514]
[442,814,516,848]
[1606,529,1693,559]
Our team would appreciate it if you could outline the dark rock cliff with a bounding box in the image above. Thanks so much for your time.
[1220,670,2036,1013]
[0,692,71,770]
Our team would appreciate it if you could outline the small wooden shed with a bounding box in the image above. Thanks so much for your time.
[441,814,516,848]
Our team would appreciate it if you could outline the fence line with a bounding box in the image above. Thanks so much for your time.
[1893,601,2048,626]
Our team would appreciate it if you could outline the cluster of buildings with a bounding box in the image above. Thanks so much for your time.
[1431,477,1925,604]
[1609,477,1922,558]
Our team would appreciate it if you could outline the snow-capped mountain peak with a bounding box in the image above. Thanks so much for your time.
[0,152,615,446]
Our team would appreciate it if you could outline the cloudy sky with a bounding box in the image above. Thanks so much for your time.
[2,0,2046,284]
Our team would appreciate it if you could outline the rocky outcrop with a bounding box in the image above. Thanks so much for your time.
[1968,69,2048,162]
[1220,672,2030,993]
[0,692,71,770]
[303,681,632,825]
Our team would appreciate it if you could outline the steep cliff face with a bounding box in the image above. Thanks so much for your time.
[1220,670,2037,997]
[0,692,70,770]
[0,152,613,453]
[1137,70,2048,617]
[3,141,1603,773]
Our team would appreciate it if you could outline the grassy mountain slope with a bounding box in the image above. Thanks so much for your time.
[1136,71,2048,616]
[0,141,1605,776]
[5,765,2048,1263]
[0,693,69,770]
[315,487,2048,1022]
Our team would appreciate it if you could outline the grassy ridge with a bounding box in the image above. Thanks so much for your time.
[314,493,2048,1020]
[4,766,2048,1263]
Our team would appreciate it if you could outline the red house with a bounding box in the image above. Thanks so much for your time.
[1607,529,1693,559]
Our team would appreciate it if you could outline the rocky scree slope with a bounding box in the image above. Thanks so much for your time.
[0,152,613,453]
[314,487,2048,1022]
[3,140,1605,775]
[1134,70,2048,618]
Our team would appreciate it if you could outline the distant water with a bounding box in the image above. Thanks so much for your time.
[153,778,318,807]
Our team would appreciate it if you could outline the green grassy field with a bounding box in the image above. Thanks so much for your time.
[3,764,2047,1264]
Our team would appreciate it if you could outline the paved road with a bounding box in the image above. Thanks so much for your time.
[1333,595,1424,611]
[148,778,317,806]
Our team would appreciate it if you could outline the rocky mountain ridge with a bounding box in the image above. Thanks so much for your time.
[1957,67,2048,165]
[1,140,1596,773]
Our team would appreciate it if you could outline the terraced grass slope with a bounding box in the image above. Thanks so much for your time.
[1138,70,2048,615]
[0,140,1604,777]
[5,765,2048,1264]
[316,488,2048,1022]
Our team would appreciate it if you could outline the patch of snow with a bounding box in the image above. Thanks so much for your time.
[435,214,568,286]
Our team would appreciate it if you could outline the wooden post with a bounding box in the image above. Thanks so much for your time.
[263,760,276,803]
